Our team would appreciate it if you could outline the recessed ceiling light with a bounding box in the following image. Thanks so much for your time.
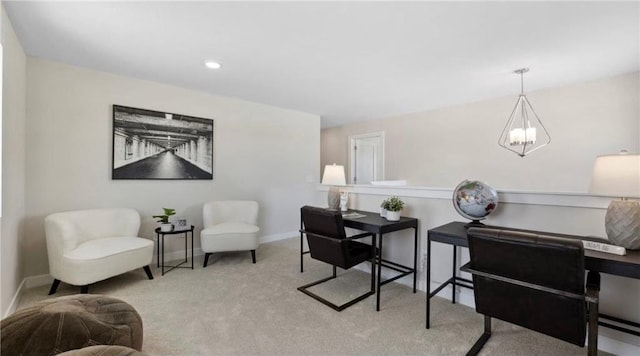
[205,61,221,69]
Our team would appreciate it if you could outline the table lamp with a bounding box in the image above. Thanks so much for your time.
[322,164,346,210]
[589,151,640,249]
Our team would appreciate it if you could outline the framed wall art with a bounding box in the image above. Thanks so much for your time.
[112,105,214,180]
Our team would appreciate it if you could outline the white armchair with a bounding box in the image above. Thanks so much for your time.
[45,208,154,294]
[201,201,260,268]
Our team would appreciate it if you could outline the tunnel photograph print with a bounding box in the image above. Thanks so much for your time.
[112,105,214,180]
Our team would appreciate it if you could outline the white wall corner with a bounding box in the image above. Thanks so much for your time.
[4,274,52,318]
[4,278,26,318]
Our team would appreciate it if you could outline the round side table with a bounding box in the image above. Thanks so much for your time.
[155,226,195,276]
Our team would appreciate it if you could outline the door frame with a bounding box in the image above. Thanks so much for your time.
[348,131,385,185]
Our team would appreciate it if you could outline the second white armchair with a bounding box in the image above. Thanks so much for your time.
[201,201,260,268]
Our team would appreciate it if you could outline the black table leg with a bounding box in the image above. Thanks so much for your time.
[376,233,383,311]
[371,234,377,293]
[413,227,418,293]
[191,230,194,269]
[452,245,457,304]
[300,215,304,273]
[161,234,165,276]
[156,233,160,268]
[300,231,304,273]
[426,237,431,329]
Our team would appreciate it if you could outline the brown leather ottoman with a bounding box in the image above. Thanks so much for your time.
[1,294,143,356]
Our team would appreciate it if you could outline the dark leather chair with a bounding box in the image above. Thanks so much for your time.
[462,227,600,356]
[298,206,376,311]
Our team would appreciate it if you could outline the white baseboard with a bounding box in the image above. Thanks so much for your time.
[4,273,52,318]
[25,274,54,288]
[155,230,297,264]
[4,278,27,318]
[260,230,298,244]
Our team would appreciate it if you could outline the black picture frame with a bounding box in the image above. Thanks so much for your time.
[112,105,214,180]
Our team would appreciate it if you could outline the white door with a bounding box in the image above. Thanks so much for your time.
[349,132,384,184]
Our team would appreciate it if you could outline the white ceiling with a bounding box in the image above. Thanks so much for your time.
[5,1,639,128]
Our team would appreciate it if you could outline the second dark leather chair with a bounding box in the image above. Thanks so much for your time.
[462,227,600,356]
[298,206,376,311]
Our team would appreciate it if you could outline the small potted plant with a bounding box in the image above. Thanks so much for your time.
[381,197,404,221]
[153,208,176,232]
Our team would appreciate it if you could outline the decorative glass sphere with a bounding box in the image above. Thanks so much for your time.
[452,180,498,222]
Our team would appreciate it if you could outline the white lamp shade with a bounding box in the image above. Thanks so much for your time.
[321,164,346,186]
[589,152,640,198]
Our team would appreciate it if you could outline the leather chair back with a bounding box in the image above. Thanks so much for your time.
[301,206,359,269]
[467,227,587,346]
[301,206,347,239]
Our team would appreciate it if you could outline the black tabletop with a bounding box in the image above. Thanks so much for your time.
[342,209,418,234]
[428,221,640,279]
[155,225,195,234]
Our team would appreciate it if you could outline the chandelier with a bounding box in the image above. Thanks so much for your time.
[498,68,551,157]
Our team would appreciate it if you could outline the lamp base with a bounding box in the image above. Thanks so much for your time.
[327,186,341,210]
[605,200,640,250]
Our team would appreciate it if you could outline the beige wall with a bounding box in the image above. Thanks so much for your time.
[1,4,27,316]
[322,72,640,192]
[24,58,320,278]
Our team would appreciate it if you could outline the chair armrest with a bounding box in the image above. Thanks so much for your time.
[301,232,342,244]
[346,232,374,240]
[300,229,373,241]
[461,262,589,302]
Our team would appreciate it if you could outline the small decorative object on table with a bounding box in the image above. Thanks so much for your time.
[381,196,404,221]
[173,218,190,231]
[153,208,176,232]
[452,180,498,227]
[582,236,627,256]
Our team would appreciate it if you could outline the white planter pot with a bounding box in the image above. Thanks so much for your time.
[386,211,400,221]
[160,223,174,232]
[380,208,387,217]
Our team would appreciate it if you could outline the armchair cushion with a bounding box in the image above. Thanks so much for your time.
[201,222,259,236]
[66,237,152,260]
[201,223,259,252]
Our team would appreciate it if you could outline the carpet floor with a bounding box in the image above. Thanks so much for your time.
[17,237,595,355]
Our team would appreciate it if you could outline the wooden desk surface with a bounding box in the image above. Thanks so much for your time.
[428,221,640,279]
